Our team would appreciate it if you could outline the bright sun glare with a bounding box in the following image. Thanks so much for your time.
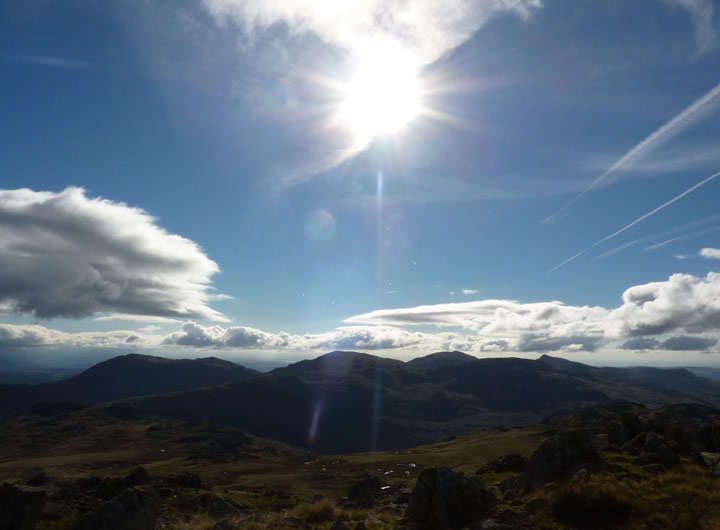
[338,40,422,145]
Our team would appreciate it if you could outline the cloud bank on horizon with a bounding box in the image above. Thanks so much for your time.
[0,187,227,322]
[5,267,720,357]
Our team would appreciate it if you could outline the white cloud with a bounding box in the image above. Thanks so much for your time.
[462,289,477,295]
[5,272,720,357]
[663,0,718,52]
[612,272,720,337]
[346,272,720,353]
[201,0,542,65]
[161,321,466,352]
[700,247,720,259]
[0,323,158,349]
[0,187,227,321]
[163,321,295,349]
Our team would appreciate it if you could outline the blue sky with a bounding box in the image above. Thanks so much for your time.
[2,0,720,368]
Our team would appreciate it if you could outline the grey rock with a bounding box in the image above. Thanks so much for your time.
[525,497,547,514]
[476,454,529,475]
[525,430,598,483]
[0,483,47,530]
[405,467,495,529]
[347,477,381,508]
[644,432,679,467]
[643,464,666,474]
[72,485,160,530]
[26,472,49,487]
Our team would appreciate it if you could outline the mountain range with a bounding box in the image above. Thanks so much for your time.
[2,351,720,453]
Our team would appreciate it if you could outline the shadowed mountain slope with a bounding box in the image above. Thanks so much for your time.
[2,351,720,453]
[129,352,720,453]
[0,354,257,419]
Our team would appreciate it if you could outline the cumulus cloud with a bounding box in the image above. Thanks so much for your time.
[163,321,295,349]
[0,323,156,349]
[700,247,720,259]
[201,0,542,64]
[161,321,476,353]
[6,269,720,356]
[347,272,720,354]
[0,187,226,321]
[613,273,720,337]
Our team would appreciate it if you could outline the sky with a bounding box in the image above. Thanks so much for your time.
[2,0,720,370]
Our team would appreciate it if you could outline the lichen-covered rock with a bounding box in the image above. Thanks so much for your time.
[405,467,495,529]
[0,483,46,530]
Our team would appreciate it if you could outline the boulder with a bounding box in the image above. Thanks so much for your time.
[644,432,678,467]
[26,471,49,487]
[0,483,47,530]
[621,432,647,454]
[606,421,630,447]
[347,477,381,508]
[524,430,598,483]
[620,412,643,437]
[405,467,495,529]
[623,431,678,467]
[72,486,161,530]
[476,454,529,475]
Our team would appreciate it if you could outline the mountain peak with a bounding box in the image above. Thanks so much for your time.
[408,351,478,369]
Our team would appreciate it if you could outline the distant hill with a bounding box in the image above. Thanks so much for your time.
[0,354,257,419]
[130,352,720,452]
[3,351,720,453]
[407,351,478,369]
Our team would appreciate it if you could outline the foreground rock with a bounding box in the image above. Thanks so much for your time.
[72,485,161,530]
[0,483,46,530]
[347,477,382,508]
[525,430,598,483]
[405,467,495,529]
[623,431,679,468]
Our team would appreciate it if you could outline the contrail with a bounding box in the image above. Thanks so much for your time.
[644,225,720,250]
[543,80,720,224]
[548,169,720,272]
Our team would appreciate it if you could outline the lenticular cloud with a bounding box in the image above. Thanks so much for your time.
[0,187,227,321]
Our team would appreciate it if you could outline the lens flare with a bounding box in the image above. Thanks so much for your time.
[304,209,336,243]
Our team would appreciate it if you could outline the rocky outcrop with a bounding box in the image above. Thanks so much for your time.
[525,430,598,483]
[72,485,161,530]
[0,483,46,530]
[405,467,495,529]
[477,454,528,475]
[623,431,679,468]
[347,477,382,508]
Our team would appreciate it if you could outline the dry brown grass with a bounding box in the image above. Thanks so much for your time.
[536,465,720,529]
[294,499,337,523]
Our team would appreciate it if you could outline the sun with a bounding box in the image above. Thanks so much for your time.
[338,39,422,146]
